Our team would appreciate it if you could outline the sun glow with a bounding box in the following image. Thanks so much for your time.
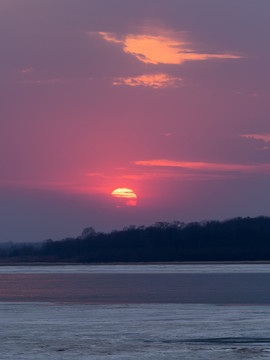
[112,188,137,199]
[111,188,137,206]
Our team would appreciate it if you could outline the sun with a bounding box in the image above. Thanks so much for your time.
[111,188,137,206]
[112,188,137,199]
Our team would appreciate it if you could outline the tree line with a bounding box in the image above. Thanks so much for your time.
[1,216,270,263]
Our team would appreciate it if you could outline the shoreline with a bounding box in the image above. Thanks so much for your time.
[1,261,270,266]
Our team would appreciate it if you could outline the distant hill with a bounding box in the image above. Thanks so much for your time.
[1,217,270,263]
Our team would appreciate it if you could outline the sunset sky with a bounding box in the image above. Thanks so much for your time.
[1,0,270,242]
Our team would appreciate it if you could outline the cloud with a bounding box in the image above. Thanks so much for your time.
[119,172,179,180]
[19,66,66,85]
[86,172,105,177]
[118,171,237,181]
[239,133,270,143]
[21,78,63,85]
[113,73,182,88]
[0,180,76,191]
[135,159,270,174]
[96,29,241,65]
[0,179,115,197]
[20,67,34,74]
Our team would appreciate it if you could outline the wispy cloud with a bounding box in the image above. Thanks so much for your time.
[0,179,110,195]
[21,78,63,85]
[20,67,34,74]
[19,66,65,85]
[86,172,105,177]
[0,180,76,190]
[96,28,241,65]
[239,133,270,143]
[135,159,270,174]
[118,171,236,181]
[113,73,182,88]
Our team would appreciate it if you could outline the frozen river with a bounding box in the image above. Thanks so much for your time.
[0,264,270,359]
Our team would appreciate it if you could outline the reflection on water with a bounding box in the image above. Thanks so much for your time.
[0,272,270,304]
[1,266,270,359]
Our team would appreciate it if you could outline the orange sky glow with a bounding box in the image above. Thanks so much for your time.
[1,0,270,241]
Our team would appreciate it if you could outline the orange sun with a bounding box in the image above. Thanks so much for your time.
[111,188,137,206]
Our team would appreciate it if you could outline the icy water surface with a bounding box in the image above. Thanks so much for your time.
[0,264,270,359]
[1,263,270,274]
[1,303,270,360]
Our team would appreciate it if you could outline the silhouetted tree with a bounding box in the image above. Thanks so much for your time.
[2,217,270,262]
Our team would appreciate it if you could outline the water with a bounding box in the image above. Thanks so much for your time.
[1,264,270,359]
[1,263,270,274]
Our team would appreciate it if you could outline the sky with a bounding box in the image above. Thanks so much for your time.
[1,0,270,242]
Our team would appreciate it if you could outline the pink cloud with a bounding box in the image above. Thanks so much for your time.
[86,172,105,177]
[113,73,182,88]
[118,171,238,181]
[135,159,270,174]
[20,67,34,74]
[21,78,63,85]
[239,133,270,143]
